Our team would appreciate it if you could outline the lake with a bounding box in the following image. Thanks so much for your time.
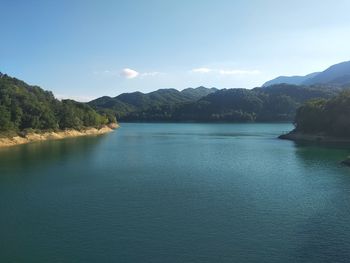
[1,123,350,263]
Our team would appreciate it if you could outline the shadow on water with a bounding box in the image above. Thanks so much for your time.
[292,140,350,165]
[288,141,350,262]
[0,135,109,174]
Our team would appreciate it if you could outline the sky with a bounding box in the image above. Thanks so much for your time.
[1,0,350,101]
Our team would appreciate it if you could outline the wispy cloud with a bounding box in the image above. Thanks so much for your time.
[191,67,261,75]
[191,67,213,73]
[218,69,261,75]
[94,68,162,79]
[121,68,139,79]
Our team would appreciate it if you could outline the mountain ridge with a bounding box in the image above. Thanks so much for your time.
[263,60,350,87]
[88,86,218,118]
[262,72,320,87]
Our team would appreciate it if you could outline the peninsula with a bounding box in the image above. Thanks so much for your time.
[279,91,350,143]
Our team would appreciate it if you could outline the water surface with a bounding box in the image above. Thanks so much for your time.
[1,123,350,262]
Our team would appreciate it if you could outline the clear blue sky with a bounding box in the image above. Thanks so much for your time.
[1,0,350,101]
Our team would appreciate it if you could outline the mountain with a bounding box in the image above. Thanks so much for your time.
[303,61,350,86]
[262,72,319,87]
[175,84,339,122]
[105,84,341,122]
[88,86,217,118]
[263,60,350,87]
[181,86,218,100]
[0,73,116,133]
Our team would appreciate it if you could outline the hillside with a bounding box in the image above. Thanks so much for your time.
[279,90,350,145]
[291,91,350,137]
[0,73,116,134]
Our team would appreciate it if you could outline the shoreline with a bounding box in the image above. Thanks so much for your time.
[0,123,119,148]
[279,130,350,166]
[278,131,350,144]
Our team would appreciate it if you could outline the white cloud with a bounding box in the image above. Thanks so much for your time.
[95,69,160,79]
[191,67,213,73]
[219,69,261,75]
[191,67,261,76]
[121,68,139,79]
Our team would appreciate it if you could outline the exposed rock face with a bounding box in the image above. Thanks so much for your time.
[108,123,119,129]
[0,124,119,148]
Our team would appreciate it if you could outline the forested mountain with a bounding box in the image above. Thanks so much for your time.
[263,60,350,87]
[181,87,218,99]
[90,84,341,122]
[0,73,116,133]
[91,60,350,123]
[88,87,217,119]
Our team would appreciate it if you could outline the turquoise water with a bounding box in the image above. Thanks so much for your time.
[1,123,350,262]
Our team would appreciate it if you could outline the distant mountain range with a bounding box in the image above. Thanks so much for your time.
[89,84,341,122]
[262,60,350,87]
[90,60,350,122]
[2,59,350,129]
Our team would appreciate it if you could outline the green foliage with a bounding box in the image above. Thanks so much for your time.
[294,90,350,137]
[294,99,327,133]
[0,73,116,132]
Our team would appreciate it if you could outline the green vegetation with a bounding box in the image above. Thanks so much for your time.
[294,91,350,137]
[90,84,340,122]
[0,73,115,133]
[88,87,218,120]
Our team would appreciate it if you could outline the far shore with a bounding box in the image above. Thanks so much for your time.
[0,123,119,148]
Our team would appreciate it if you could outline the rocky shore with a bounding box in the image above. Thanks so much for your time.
[0,123,119,148]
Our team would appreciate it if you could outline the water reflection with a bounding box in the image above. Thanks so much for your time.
[288,141,350,262]
[0,135,109,174]
[291,140,350,167]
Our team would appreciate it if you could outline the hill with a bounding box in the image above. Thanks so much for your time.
[0,73,116,134]
[88,86,217,119]
[279,90,350,145]
[291,90,350,137]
